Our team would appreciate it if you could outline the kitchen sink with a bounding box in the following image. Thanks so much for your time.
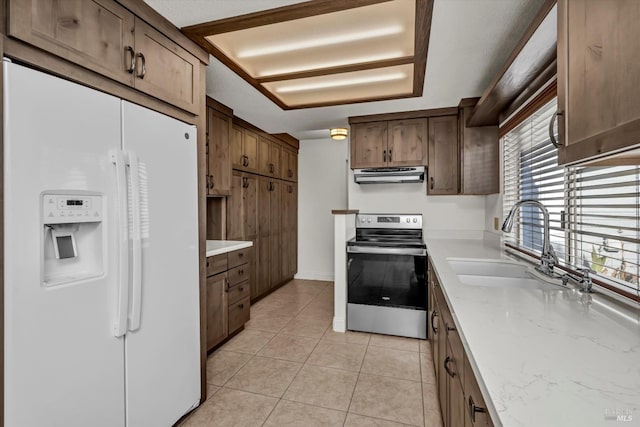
[447,258,530,278]
[447,258,561,289]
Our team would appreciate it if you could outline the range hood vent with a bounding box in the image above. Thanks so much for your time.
[354,166,425,184]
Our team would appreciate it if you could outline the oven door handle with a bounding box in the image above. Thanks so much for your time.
[347,246,426,256]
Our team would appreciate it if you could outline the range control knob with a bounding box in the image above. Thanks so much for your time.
[360,218,365,223]
[406,218,411,223]
[412,218,418,223]
[367,218,372,223]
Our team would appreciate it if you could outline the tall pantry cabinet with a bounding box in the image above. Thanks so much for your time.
[221,114,299,302]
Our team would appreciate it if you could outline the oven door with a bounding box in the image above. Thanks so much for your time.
[347,246,427,310]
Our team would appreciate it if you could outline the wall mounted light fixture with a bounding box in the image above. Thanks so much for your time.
[330,128,348,140]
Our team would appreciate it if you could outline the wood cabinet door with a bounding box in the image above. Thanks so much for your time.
[428,116,459,195]
[226,170,244,240]
[270,143,282,178]
[351,122,388,169]
[230,126,244,170]
[464,355,493,427]
[132,18,200,114]
[387,118,428,166]
[206,272,228,350]
[257,176,271,296]
[281,149,291,180]
[280,183,291,281]
[208,107,231,196]
[9,0,135,86]
[269,180,282,288]
[243,173,259,239]
[290,183,298,277]
[448,343,465,427]
[558,0,640,164]
[244,130,259,174]
[289,151,298,182]
[258,137,272,176]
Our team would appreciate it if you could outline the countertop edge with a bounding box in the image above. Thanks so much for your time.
[205,240,253,257]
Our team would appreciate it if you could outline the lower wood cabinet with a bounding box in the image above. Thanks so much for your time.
[430,258,494,427]
[206,247,252,351]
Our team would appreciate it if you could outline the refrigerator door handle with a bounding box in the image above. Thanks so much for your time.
[110,149,130,337]
[128,150,143,331]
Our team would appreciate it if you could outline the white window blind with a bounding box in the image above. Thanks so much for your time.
[567,166,640,296]
[503,97,640,299]
[502,98,567,261]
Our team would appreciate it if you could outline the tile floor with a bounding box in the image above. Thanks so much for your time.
[179,279,443,427]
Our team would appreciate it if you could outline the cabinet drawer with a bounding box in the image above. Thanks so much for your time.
[228,247,251,268]
[228,296,250,334]
[228,280,250,305]
[228,264,250,286]
[206,254,228,277]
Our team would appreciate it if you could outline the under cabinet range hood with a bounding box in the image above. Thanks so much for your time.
[353,166,425,184]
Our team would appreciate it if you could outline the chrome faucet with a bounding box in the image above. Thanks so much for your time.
[562,268,594,293]
[502,199,559,277]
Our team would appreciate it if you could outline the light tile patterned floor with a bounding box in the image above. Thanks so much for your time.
[180,279,443,427]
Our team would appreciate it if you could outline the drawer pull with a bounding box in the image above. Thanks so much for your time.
[444,356,456,378]
[238,303,244,309]
[469,395,487,422]
[239,269,244,275]
[446,323,455,333]
[239,287,244,292]
[239,253,244,258]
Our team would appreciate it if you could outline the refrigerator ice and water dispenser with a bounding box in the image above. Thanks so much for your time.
[41,191,104,286]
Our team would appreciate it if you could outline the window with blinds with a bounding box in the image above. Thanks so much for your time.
[502,97,640,299]
[502,97,567,262]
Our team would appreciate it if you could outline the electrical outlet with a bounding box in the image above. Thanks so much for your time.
[494,217,499,230]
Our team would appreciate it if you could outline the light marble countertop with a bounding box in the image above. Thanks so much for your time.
[206,240,253,257]
[426,237,640,427]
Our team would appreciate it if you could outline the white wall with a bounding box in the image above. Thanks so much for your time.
[296,138,349,281]
[348,172,486,237]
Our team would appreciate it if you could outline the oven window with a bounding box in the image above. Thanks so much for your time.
[348,253,427,310]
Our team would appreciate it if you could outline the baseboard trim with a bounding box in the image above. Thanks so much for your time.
[294,271,334,281]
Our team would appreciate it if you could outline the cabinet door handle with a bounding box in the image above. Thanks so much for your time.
[288,169,293,178]
[468,395,487,423]
[430,311,438,334]
[430,177,434,190]
[124,46,135,74]
[383,150,387,162]
[135,53,146,79]
[239,303,244,309]
[225,277,230,290]
[444,356,456,378]
[389,149,392,162]
[210,175,215,189]
[549,110,563,148]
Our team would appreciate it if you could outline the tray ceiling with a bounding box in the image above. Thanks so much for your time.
[183,0,433,109]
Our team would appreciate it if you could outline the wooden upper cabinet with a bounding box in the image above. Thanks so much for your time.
[387,118,428,166]
[207,106,231,196]
[280,148,298,182]
[132,18,200,114]
[8,0,135,86]
[8,0,202,114]
[558,0,640,164]
[270,143,282,178]
[428,115,459,195]
[351,122,388,169]
[231,125,259,173]
[258,137,272,176]
[459,106,499,195]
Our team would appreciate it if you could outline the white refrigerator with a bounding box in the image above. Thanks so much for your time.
[3,61,201,426]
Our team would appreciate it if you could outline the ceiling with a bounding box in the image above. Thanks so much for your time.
[145,0,547,140]
[183,0,426,109]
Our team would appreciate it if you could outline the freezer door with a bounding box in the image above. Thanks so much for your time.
[3,62,126,426]
[122,101,200,426]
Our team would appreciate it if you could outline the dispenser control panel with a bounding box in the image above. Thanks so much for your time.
[42,193,103,224]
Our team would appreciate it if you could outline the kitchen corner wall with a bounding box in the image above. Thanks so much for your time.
[296,137,349,281]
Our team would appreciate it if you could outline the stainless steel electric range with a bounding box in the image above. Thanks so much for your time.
[346,213,427,339]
